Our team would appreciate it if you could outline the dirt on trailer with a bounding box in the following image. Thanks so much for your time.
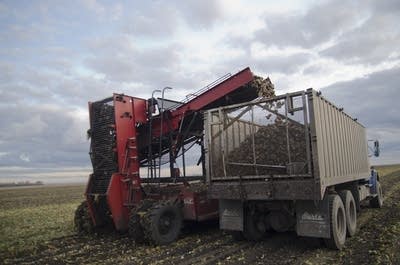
[2,167,400,265]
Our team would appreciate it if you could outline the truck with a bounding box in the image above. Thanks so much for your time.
[204,89,382,249]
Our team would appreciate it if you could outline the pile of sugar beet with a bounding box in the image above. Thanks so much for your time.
[212,75,307,177]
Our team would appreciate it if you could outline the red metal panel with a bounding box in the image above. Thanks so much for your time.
[181,188,219,221]
[107,173,129,231]
[132,97,148,124]
[181,190,197,220]
[195,192,219,221]
[114,94,136,171]
[150,68,253,138]
[109,94,143,231]
[172,67,253,116]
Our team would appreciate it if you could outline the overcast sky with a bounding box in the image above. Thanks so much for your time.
[0,0,399,183]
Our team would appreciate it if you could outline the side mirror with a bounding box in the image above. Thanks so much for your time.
[373,140,380,157]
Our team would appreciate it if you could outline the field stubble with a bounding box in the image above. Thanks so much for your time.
[1,164,400,264]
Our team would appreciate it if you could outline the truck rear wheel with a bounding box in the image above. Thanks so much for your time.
[243,210,266,241]
[370,181,383,208]
[324,194,346,250]
[229,231,245,241]
[142,202,183,245]
[338,190,357,237]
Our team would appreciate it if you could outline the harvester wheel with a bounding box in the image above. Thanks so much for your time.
[74,201,95,234]
[142,202,183,245]
[129,200,155,243]
[370,181,383,208]
[324,194,347,250]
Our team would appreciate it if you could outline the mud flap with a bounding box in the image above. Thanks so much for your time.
[219,199,243,231]
[296,198,330,238]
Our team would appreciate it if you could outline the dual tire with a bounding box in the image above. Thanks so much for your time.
[325,190,357,250]
[370,181,384,208]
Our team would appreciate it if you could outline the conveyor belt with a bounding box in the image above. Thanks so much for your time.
[88,100,118,194]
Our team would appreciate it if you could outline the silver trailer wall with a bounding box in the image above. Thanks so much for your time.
[205,89,370,201]
[309,89,370,197]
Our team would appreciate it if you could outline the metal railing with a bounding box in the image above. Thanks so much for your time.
[167,73,232,110]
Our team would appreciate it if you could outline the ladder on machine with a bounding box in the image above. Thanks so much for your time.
[122,137,140,206]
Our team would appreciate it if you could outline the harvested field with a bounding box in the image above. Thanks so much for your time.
[1,165,400,265]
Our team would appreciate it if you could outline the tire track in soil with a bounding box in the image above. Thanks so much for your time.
[221,232,323,265]
[156,233,236,265]
[8,234,133,265]
[221,171,400,265]
[128,228,224,265]
[4,171,400,265]
[337,179,400,265]
[299,170,400,265]
[174,241,253,265]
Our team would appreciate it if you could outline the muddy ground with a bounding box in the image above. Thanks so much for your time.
[3,168,400,265]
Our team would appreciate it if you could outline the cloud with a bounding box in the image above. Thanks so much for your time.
[321,66,400,128]
[254,0,366,49]
[321,66,400,164]
[0,0,399,183]
[176,0,223,28]
[321,2,400,64]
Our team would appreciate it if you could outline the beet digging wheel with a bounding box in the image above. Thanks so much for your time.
[74,201,95,234]
[141,201,183,245]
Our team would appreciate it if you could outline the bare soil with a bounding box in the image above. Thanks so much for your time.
[2,168,400,265]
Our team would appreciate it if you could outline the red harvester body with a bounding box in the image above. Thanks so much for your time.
[79,67,258,244]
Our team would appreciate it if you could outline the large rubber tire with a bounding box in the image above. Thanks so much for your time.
[243,209,266,241]
[142,202,183,245]
[350,184,361,212]
[370,181,384,208]
[229,231,245,241]
[338,190,357,237]
[74,201,95,234]
[324,194,347,250]
[128,200,155,243]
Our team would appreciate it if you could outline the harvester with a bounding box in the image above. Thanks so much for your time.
[75,67,263,245]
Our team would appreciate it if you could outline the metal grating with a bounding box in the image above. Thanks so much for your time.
[89,99,118,194]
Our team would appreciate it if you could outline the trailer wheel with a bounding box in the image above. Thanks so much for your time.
[324,194,346,250]
[142,202,182,245]
[370,181,383,208]
[74,201,95,234]
[243,210,266,241]
[338,190,357,237]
